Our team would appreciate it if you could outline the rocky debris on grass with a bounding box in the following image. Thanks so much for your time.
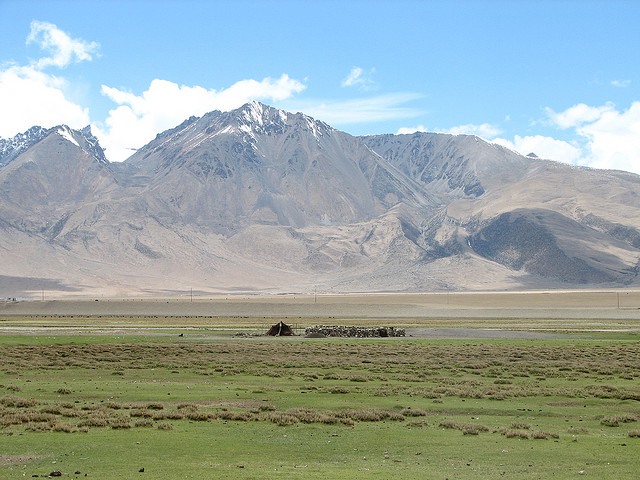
[304,325,405,338]
[305,331,326,338]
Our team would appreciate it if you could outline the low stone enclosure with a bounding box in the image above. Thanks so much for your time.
[304,325,405,338]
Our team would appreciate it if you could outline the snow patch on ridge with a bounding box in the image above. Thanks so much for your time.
[305,116,325,139]
[56,127,79,147]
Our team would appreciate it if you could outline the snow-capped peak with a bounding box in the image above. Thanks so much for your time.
[242,100,267,125]
[0,126,50,166]
[230,102,290,137]
[230,102,332,140]
[236,101,291,127]
[0,125,109,167]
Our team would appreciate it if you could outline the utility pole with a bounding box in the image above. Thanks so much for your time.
[190,287,193,303]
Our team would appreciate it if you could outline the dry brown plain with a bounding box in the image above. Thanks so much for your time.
[1,289,639,338]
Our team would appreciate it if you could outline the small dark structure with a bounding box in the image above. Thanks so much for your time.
[266,321,294,336]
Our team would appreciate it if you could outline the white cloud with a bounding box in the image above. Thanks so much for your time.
[397,124,428,135]
[493,135,583,164]
[341,66,376,90]
[0,23,306,161]
[546,103,614,129]
[0,22,96,138]
[95,75,306,161]
[4,23,638,176]
[26,20,99,69]
[492,102,640,175]
[0,67,91,137]
[571,101,640,173]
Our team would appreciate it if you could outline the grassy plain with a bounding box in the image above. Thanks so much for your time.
[1,291,639,479]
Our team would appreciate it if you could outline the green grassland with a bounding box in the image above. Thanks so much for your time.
[1,307,639,479]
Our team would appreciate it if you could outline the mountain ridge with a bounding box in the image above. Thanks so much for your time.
[1,102,639,297]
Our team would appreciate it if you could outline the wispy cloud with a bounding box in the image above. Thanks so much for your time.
[611,79,631,88]
[292,93,424,126]
[341,66,376,91]
[397,122,501,139]
[442,123,502,138]
[26,20,99,69]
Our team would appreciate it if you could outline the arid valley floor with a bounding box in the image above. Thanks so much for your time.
[2,289,640,338]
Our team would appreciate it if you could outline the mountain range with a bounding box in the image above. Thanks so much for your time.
[1,102,639,297]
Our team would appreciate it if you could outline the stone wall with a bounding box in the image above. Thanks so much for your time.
[304,325,405,338]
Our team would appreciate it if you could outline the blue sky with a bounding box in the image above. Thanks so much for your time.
[1,0,639,173]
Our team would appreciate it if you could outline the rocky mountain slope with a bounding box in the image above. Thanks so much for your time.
[1,102,639,297]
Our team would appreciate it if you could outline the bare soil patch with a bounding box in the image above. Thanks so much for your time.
[2,289,639,318]
[406,327,573,339]
[0,455,42,467]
